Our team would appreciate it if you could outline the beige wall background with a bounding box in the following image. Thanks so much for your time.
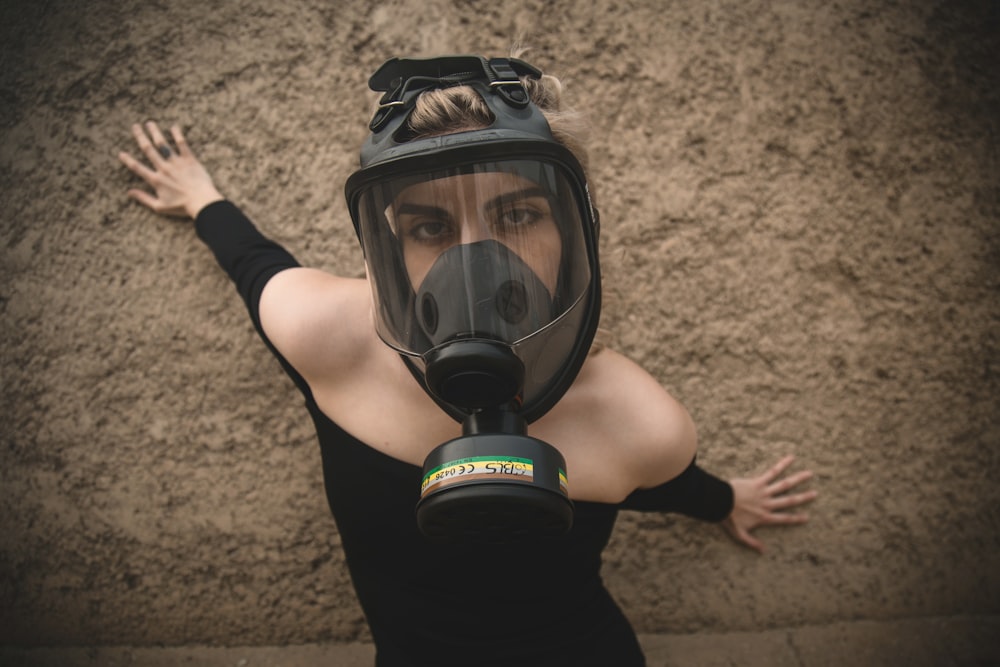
[1,0,997,649]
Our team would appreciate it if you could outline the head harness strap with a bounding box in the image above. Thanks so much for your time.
[367,56,543,133]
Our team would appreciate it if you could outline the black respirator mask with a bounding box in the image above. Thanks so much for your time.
[345,56,601,542]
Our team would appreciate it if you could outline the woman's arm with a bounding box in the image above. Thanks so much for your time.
[119,121,310,391]
[622,452,817,553]
[601,352,817,552]
[119,121,367,394]
[119,121,300,334]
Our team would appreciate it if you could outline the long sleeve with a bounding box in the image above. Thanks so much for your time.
[194,200,310,395]
[194,200,300,333]
[619,457,734,522]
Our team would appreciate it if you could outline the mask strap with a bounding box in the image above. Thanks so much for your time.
[367,56,542,132]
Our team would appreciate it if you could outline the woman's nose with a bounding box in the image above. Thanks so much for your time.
[458,218,488,244]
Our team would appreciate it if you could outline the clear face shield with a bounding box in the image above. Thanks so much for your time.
[354,159,592,415]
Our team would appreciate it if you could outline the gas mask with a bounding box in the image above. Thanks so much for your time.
[345,56,601,541]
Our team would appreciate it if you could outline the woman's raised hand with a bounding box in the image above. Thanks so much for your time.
[722,455,818,553]
[118,121,223,219]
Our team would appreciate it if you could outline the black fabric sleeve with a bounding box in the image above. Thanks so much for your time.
[619,457,734,522]
[194,200,310,395]
[194,200,300,332]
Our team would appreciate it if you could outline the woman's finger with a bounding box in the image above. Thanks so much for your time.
[118,150,157,184]
[737,526,765,553]
[145,121,174,160]
[760,455,796,485]
[764,490,818,511]
[131,122,163,165]
[171,125,192,158]
[765,469,814,496]
[125,187,160,210]
[764,510,810,525]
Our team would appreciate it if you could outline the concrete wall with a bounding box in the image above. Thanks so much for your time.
[1,0,997,647]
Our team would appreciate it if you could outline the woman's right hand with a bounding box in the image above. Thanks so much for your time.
[118,121,223,219]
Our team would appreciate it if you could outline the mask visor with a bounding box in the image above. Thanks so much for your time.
[355,159,592,357]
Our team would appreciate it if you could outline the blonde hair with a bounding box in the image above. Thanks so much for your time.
[404,61,592,178]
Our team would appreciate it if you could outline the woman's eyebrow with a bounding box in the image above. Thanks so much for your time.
[485,186,549,211]
[395,186,548,220]
[395,202,453,219]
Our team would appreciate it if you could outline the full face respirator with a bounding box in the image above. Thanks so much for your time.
[345,55,601,542]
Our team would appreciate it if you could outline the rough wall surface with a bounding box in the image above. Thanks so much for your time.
[1,0,997,648]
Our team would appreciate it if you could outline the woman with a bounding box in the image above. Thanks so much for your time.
[119,54,816,666]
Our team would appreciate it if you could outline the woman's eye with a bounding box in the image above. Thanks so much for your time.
[498,206,541,228]
[408,219,453,242]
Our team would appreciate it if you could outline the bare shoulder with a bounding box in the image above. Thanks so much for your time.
[257,268,375,382]
[540,347,697,497]
[591,348,697,486]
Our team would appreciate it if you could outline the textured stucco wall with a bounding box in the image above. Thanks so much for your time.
[1,0,997,647]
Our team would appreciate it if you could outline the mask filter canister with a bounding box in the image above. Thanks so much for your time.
[416,408,573,542]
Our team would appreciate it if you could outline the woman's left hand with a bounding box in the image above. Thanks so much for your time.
[722,455,817,553]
